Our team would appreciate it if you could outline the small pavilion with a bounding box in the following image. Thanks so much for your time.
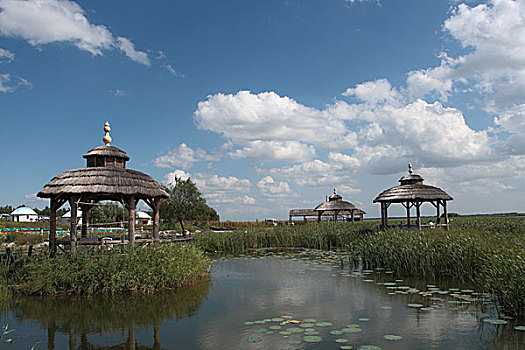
[38,122,169,255]
[314,189,365,223]
[373,164,453,230]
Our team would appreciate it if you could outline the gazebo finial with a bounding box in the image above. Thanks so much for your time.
[103,121,112,146]
[334,188,337,195]
[408,163,413,174]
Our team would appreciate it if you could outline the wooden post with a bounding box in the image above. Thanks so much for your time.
[69,196,78,253]
[380,203,386,229]
[152,197,160,242]
[351,210,355,222]
[49,198,57,257]
[444,200,449,231]
[317,211,322,223]
[406,201,411,227]
[128,196,136,245]
[436,201,440,224]
[415,202,421,230]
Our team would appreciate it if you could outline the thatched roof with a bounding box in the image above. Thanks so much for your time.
[83,145,130,161]
[315,200,358,212]
[373,183,452,203]
[37,167,168,199]
[290,208,366,216]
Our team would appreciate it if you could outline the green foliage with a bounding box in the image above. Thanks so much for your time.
[88,203,127,226]
[193,217,525,318]
[4,244,210,295]
[4,232,44,245]
[0,205,13,214]
[160,177,219,229]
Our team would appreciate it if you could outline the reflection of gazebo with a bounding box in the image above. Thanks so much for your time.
[37,122,169,255]
[314,189,365,223]
[373,164,453,230]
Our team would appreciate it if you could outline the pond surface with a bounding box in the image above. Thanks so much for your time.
[1,249,524,349]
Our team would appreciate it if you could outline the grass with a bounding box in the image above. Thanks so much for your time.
[1,244,210,295]
[193,217,525,318]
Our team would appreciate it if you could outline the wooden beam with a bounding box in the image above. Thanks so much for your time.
[49,198,57,257]
[444,200,449,231]
[152,197,160,243]
[69,196,78,253]
[406,201,411,227]
[415,201,421,230]
[80,203,92,239]
[128,196,136,245]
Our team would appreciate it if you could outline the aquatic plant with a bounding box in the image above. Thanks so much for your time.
[3,244,210,295]
[194,217,525,318]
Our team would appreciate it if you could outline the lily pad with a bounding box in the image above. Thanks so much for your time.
[358,318,370,321]
[383,334,402,341]
[316,321,334,327]
[514,326,525,331]
[303,335,323,342]
[272,317,284,322]
[252,328,268,333]
[244,321,254,325]
[287,340,302,344]
[287,327,304,333]
[336,338,349,343]
[340,346,353,350]
[279,331,291,335]
[342,327,362,333]
[483,319,508,325]
[247,337,262,343]
[269,325,281,330]
[300,322,316,328]
[346,324,360,328]
[303,318,317,323]
[330,330,344,335]
[407,303,424,308]
[357,346,382,350]
[304,330,320,335]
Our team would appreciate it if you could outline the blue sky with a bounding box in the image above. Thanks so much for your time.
[1,0,524,220]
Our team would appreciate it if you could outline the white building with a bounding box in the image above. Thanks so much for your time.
[136,211,152,225]
[10,207,39,222]
[61,209,83,226]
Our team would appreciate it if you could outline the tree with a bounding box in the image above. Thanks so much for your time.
[159,177,219,234]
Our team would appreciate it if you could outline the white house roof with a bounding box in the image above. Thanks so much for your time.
[11,207,38,216]
[136,211,151,219]
[62,210,82,218]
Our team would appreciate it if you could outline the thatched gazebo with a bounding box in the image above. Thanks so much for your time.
[314,189,365,223]
[38,122,169,255]
[373,164,453,230]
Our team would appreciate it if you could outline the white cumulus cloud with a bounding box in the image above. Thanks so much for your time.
[257,176,292,198]
[154,143,217,169]
[0,0,150,65]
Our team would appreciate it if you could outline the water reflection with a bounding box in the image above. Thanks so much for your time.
[1,250,524,349]
[1,279,210,349]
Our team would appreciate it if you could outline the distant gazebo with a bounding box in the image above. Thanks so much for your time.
[373,164,453,230]
[314,189,365,223]
[38,122,169,255]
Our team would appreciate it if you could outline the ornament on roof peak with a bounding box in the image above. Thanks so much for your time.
[103,121,112,146]
[408,163,413,174]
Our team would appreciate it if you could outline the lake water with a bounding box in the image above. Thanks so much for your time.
[1,249,524,349]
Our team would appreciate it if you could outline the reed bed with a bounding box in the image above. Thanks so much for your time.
[194,217,525,318]
[1,244,210,295]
